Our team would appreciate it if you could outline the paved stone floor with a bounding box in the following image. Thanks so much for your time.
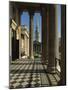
[9,58,60,89]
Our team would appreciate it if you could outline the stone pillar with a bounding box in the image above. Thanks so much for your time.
[15,8,19,25]
[15,9,21,26]
[41,7,48,63]
[59,5,66,85]
[55,5,61,71]
[27,37,29,57]
[18,26,22,59]
[47,5,56,73]
[29,11,34,59]
[9,3,13,19]
[36,45,37,54]
[16,10,22,60]
[10,27,12,61]
[46,8,49,64]
[24,34,27,55]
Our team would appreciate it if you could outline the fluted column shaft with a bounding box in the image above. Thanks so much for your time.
[29,12,34,59]
[47,5,56,73]
[18,26,22,59]
[60,5,66,85]
[42,7,48,63]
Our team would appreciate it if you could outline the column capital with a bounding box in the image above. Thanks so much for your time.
[19,10,23,16]
[40,7,47,17]
[29,9,34,60]
[28,10,34,16]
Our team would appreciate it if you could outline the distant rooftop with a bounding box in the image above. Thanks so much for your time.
[21,25,29,37]
[21,25,28,30]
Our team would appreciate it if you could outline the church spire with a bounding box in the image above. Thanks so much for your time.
[35,17,39,42]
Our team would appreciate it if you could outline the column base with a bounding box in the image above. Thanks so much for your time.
[42,60,48,65]
[42,57,48,65]
[46,66,56,74]
[29,56,34,60]
[19,56,21,60]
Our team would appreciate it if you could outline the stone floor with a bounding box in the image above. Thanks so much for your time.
[9,58,60,89]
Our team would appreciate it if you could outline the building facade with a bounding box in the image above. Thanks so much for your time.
[33,19,42,57]
[9,2,66,85]
[21,25,29,58]
[10,19,29,60]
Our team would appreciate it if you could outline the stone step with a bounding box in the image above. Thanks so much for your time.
[40,73,50,86]
[47,74,58,86]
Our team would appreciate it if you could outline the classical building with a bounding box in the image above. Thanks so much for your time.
[21,25,29,58]
[9,2,66,85]
[10,19,19,60]
[10,19,29,60]
[33,20,42,57]
[35,20,40,42]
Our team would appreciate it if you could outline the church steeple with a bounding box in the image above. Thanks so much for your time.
[35,18,39,42]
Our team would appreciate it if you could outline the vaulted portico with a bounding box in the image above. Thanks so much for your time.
[9,2,66,88]
[11,2,57,73]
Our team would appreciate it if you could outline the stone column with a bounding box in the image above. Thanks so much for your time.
[27,37,29,57]
[9,3,13,19]
[24,34,27,55]
[16,10,22,60]
[29,11,34,59]
[18,26,22,59]
[15,8,19,25]
[41,6,48,63]
[36,45,37,54]
[47,5,56,73]
[15,9,21,26]
[55,5,61,71]
[46,8,49,64]
[59,5,66,85]
[10,27,12,61]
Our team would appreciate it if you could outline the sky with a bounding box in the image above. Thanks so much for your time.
[57,5,61,37]
[20,5,61,42]
[21,12,42,41]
